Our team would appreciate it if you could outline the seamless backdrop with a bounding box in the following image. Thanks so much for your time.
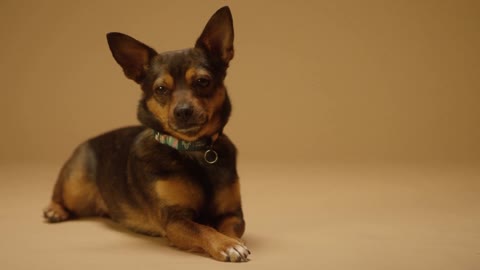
[1,0,479,165]
[0,1,479,270]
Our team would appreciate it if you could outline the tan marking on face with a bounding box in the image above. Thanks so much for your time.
[205,86,226,119]
[197,86,226,137]
[154,178,204,210]
[214,180,241,215]
[153,72,175,89]
[147,68,226,142]
[147,97,170,126]
[185,67,212,84]
[147,96,203,141]
[185,67,196,84]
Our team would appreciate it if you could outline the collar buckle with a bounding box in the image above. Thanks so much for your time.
[204,149,218,164]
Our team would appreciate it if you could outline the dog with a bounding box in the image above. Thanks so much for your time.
[43,6,249,262]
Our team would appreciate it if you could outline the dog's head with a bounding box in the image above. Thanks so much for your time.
[107,7,234,142]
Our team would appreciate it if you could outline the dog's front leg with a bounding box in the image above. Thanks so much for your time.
[216,211,245,241]
[165,217,250,262]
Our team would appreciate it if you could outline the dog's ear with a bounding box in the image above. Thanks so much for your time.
[106,32,157,83]
[195,6,234,65]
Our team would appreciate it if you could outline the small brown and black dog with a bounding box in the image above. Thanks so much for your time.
[43,6,250,262]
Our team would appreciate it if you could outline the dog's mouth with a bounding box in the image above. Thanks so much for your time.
[173,125,202,134]
[169,119,207,136]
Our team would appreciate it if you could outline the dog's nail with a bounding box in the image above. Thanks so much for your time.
[228,247,242,262]
[233,245,249,261]
[240,244,250,254]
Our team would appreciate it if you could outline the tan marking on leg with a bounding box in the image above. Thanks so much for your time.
[214,180,241,215]
[166,218,250,262]
[61,143,107,217]
[217,215,245,240]
[119,204,165,236]
[119,177,205,237]
[63,177,104,215]
[154,178,204,210]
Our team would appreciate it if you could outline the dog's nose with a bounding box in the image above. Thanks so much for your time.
[174,104,194,122]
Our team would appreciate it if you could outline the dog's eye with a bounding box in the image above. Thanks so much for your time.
[155,86,169,95]
[195,78,210,88]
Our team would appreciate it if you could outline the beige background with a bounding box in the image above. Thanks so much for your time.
[1,0,479,165]
[0,0,479,269]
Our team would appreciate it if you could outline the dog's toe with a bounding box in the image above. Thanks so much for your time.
[213,240,250,262]
[43,202,69,223]
[228,245,250,262]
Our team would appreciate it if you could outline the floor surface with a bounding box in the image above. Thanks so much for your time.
[1,162,479,269]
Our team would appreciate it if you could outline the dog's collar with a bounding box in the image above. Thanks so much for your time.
[154,131,211,151]
[153,130,219,164]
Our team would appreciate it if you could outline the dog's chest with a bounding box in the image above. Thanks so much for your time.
[185,154,239,216]
[150,167,239,223]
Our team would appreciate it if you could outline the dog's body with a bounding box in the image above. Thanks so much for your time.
[43,7,250,262]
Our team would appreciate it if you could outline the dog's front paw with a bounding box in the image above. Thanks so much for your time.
[209,236,251,262]
[221,244,251,262]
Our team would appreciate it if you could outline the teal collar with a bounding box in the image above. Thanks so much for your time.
[153,131,211,151]
[153,130,219,164]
